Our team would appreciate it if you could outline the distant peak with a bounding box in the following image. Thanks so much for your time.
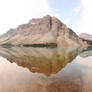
[80,33,92,36]
[43,15,52,18]
[43,15,52,20]
[43,15,57,19]
[43,15,61,23]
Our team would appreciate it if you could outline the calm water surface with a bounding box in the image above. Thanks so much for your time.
[0,47,92,92]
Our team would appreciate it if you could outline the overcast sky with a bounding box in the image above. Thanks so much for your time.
[0,0,91,35]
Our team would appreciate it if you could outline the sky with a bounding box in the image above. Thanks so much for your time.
[0,0,91,35]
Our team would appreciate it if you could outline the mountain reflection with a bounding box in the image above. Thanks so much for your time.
[0,47,78,76]
[79,47,92,57]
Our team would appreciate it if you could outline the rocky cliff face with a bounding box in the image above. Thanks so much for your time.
[80,33,92,41]
[79,33,92,45]
[0,15,87,48]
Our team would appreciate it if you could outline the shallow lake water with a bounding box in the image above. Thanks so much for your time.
[0,46,92,92]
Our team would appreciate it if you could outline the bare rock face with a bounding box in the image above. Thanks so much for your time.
[0,15,87,48]
[79,33,92,41]
[79,33,92,45]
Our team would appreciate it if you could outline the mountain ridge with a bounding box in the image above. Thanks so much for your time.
[80,33,92,41]
[0,15,89,48]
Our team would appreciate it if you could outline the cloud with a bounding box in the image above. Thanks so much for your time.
[77,0,92,34]
[0,0,51,35]
[74,6,81,15]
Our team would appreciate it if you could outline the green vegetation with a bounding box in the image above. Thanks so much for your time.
[23,43,57,48]
[0,43,57,48]
[1,43,13,48]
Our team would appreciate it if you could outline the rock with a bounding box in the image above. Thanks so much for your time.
[0,15,88,48]
[79,33,92,41]
[79,33,92,45]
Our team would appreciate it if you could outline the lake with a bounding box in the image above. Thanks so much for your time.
[0,46,92,92]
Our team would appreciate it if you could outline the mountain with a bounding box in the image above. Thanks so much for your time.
[80,33,92,41]
[0,15,87,48]
[79,33,92,45]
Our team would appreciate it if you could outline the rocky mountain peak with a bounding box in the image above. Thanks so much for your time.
[79,33,92,41]
[43,15,52,19]
[0,15,89,48]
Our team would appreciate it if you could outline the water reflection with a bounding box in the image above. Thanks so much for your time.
[80,50,92,58]
[0,47,78,76]
[0,46,92,92]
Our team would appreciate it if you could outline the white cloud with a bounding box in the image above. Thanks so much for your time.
[77,0,92,34]
[0,0,51,35]
[74,6,81,15]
